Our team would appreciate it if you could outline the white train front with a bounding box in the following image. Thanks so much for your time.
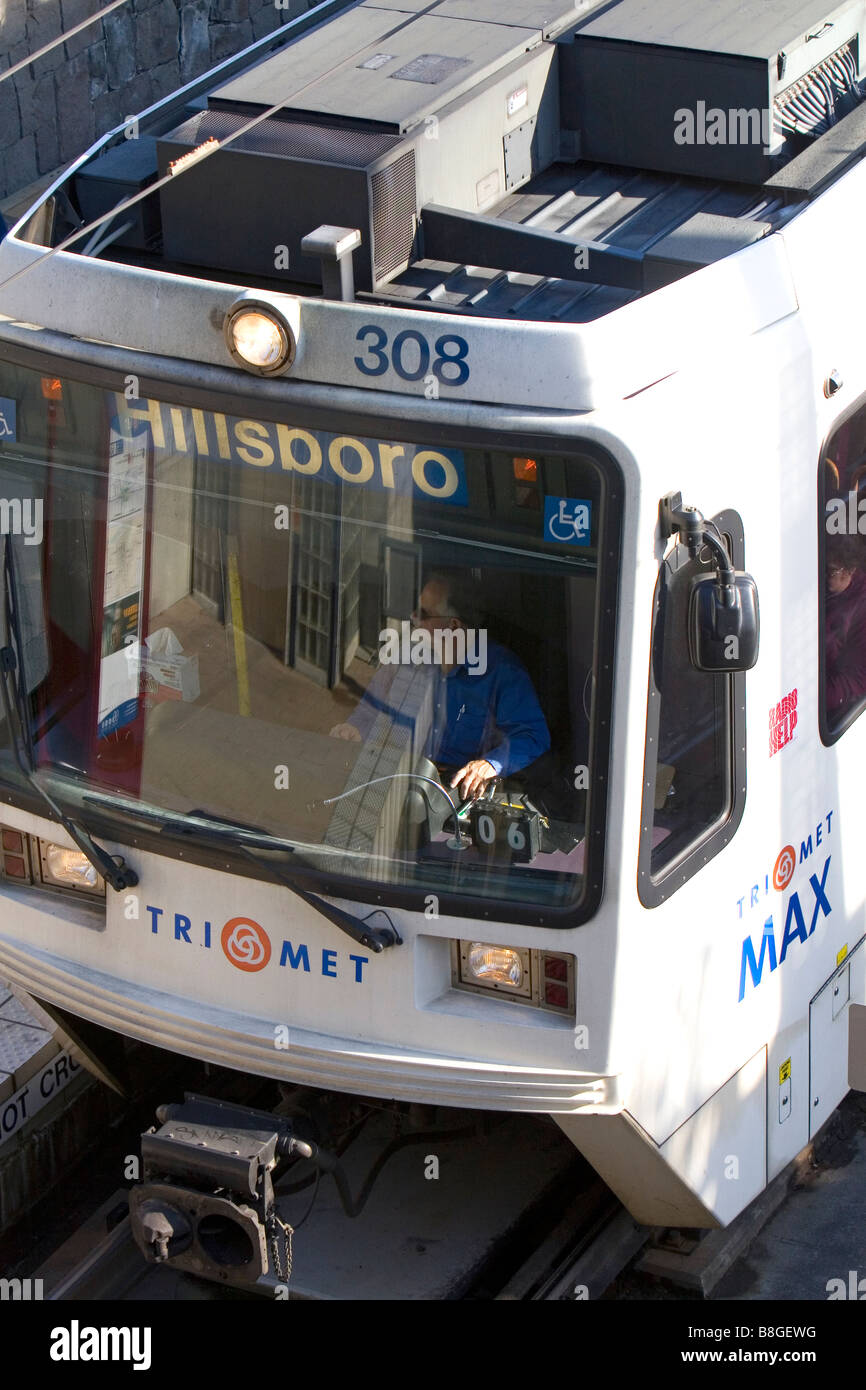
[0,0,864,1237]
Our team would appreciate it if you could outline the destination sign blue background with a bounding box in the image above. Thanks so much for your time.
[113,398,468,507]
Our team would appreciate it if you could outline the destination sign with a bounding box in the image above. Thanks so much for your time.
[113,395,468,505]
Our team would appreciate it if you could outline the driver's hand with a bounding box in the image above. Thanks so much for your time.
[330,722,361,741]
[450,759,496,801]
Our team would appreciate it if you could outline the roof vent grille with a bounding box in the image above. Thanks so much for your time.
[372,148,417,283]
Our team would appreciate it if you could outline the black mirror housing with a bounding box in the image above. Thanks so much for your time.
[689,573,759,672]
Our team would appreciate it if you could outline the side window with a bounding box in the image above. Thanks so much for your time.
[820,401,866,743]
[638,509,746,907]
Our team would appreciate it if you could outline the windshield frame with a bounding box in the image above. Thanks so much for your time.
[0,330,623,929]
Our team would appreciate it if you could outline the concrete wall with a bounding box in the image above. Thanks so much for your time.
[0,0,313,200]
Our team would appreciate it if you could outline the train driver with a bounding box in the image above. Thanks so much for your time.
[330,573,551,800]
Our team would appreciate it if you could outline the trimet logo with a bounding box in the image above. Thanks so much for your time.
[773,845,797,892]
[145,904,370,983]
[221,917,272,972]
[737,814,833,1001]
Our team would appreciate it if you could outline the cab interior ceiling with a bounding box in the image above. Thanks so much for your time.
[25,0,866,323]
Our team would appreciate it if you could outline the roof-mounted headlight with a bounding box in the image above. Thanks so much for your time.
[223,296,299,376]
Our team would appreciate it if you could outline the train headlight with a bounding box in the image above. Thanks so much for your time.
[223,297,298,376]
[0,823,105,899]
[40,843,102,891]
[452,941,575,1013]
[227,311,288,371]
[467,943,524,987]
[456,941,532,998]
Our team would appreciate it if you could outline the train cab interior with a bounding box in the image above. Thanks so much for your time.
[0,369,606,902]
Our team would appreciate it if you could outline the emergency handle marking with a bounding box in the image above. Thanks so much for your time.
[354,325,471,385]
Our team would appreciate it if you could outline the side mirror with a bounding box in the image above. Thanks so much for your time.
[689,573,760,672]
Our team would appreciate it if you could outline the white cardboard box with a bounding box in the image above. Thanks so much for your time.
[141,627,200,703]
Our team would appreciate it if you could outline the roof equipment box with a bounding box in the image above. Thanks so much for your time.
[560,0,866,182]
[157,111,417,290]
[158,1,563,289]
[74,138,161,251]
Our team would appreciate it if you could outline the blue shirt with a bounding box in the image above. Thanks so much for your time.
[347,641,550,777]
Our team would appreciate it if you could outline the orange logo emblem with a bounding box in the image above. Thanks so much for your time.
[221,917,271,972]
[773,845,797,892]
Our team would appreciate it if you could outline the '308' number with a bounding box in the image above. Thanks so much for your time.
[354,325,470,385]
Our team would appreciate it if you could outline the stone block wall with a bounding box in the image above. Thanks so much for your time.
[0,0,313,199]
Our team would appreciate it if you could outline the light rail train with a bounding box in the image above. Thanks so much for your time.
[1,0,866,1284]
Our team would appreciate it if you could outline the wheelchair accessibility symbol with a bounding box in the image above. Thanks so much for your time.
[544,495,592,546]
[0,398,16,442]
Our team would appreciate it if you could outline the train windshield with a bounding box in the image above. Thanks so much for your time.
[0,364,614,916]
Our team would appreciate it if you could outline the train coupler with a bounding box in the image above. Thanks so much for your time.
[128,1094,306,1293]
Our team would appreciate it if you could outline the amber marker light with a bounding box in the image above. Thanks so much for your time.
[513,456,538,482]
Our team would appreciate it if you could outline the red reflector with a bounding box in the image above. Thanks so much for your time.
[513,456,537,482]
[4,855,28,879]
[544,982,568,1009]
[1,829,23,853]
[544,955,568,982]
[41,377,63,401]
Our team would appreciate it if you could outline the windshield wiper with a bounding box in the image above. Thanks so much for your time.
[177,810,400,953]
[0,543,138,893]
[82,797,401,953]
